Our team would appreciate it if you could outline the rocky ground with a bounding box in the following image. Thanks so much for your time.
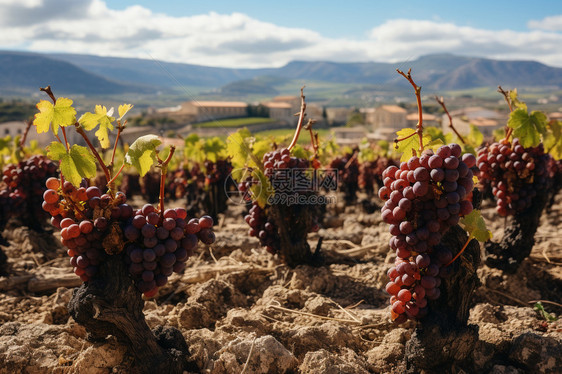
[0,192,560,373]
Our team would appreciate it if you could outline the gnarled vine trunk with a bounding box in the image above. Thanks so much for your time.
[405,224,481,373]
[269,193,322,267]
[68,254,190,374]
[484,183,551,273]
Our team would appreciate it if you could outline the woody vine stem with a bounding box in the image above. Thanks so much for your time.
[394,69,424,154]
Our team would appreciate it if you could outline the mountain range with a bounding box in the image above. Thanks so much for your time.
[1,50,561,97]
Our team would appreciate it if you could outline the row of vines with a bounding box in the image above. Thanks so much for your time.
[0,71,561,372]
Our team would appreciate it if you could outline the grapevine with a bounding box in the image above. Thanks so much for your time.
[379,69,487,372]
[228,88,324,266]
[32,86,216,373]
[479,87,559,272]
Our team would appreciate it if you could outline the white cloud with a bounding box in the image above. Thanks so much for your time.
[365,19,562,67]
[1,0,562,68]
[528,15,562,31]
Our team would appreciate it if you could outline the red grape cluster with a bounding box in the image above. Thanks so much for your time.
[263,147,310,178]
[0,155,58,228]
[477,138,550,216]
[245,201,280,254]
[123,205,215,297]
[359,161,376,196]
[240,147,321,254]
[204,160,233,185]
[43,179,134,281]
[42,177,216,297]
[379,144,475,323]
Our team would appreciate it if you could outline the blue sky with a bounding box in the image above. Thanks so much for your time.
[107,0,561,36]
[1,0,562,67]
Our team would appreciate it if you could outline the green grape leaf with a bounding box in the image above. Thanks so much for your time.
[468,124,484,147]
[291,145,310,160]
[203,137,227,163]
[227,129,253,170]
[530,111,548,134]
[78,105,116,149]
[33,98,76,135]
[184,133,200,146]
[125,135,161,177]
[47,142,96,187]
[118,104,134,119]
[544,120,562,160]
[460,210,492,242]
[394,128,431,162]
[507,108,545,148]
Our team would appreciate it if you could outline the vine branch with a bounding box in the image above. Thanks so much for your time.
[287,87,307,151]
[396,69,424,152]
[498,86,515,142]
[157,146,176,215]
[74,124,112,190]
[435,96,465,144]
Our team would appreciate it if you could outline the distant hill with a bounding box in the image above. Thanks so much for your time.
[1,51,562,97]
[0,51,150,95]
[47,52,263,89]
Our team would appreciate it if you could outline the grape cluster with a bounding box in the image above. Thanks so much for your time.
[0,155,58,228]
[43,179,134,281]
[477,138,550,216]
[379,144,475,323]
[204,160,233,185]
[166,169,189,200]
[237,173,259,202]
[329,153,359,203]
[241,147,320,254]
[263,147,310,177]
[245,201,280,254]
[43,176,216,297]
[123,205,215,297]
[359,161,376,196]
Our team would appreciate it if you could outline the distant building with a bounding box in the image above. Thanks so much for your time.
[0,121,81,147]
[156,101,248,124]
[325,107,352,126]
[444,107,506,137]
[549,112,562,121]
[306,104,326,126]
[272,96,301,114]
[265,102,293,124]
[406,112,439,128]
[116,126,158,145]
[332,126,367,146]
[367,105,408,131]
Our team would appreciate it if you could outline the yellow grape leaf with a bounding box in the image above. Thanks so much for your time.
[544,120,562,160]
[118,104,134,119]
[252,169,273,209]
[47,142,96,187]
[227,128,253,170]
[78,105,116,149]
[33,98,76,135]
[394,128,431,162]
[125,135,161,177]
[460,210,492,242]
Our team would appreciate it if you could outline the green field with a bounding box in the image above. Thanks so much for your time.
[193,117,275,128]
[255,128,334,144]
